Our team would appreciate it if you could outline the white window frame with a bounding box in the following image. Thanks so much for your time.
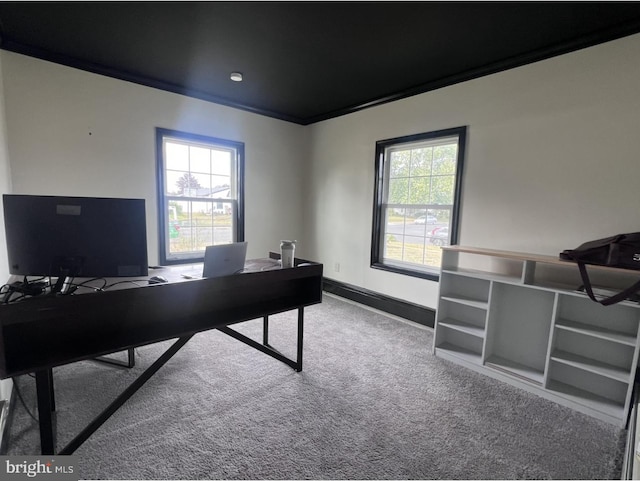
[156,128,244,265]
[371,127,466,280]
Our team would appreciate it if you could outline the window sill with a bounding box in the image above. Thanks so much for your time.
[370,262,440,281]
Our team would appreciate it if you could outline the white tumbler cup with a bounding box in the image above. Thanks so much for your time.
[280,240,296,268]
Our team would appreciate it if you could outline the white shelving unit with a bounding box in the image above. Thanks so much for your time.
[433,246,640,426]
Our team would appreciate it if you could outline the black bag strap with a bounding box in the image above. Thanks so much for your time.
[577,262,640,306]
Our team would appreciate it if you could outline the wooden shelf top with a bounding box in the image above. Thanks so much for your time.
[444,245,640,275]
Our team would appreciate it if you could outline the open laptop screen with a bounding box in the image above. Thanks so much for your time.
[202,242,248,278]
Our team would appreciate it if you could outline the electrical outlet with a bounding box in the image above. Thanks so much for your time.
[334,262,340,272]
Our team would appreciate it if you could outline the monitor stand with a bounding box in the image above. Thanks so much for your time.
[51,273,70,295]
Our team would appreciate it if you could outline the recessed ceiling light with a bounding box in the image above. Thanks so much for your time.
[230,72,243,82]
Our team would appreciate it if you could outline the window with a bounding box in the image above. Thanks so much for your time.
[156,128,244,265]
[371,127,466,279]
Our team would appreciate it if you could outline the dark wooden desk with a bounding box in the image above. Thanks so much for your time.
[0,256,323,454]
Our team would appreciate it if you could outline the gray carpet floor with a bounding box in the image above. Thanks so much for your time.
[6,294,625,479]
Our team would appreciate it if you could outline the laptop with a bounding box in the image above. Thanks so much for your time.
[202,242,248,278]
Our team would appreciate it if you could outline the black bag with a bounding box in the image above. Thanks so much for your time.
[560,232,640,306]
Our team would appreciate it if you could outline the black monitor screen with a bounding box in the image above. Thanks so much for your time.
[3,194,148,278]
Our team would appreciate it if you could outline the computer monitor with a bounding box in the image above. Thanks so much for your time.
[2,194,149,284]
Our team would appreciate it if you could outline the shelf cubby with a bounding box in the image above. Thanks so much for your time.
[441,267,521,284]
[555,294,640,345]
[547,361,628,410]
[439,273,490,306]
[550,349,631,383]
[485,355,544,385]
[552,328,634,376]
[439,295,488,310]
[546,379,625,421]
[437,299,487,334]
[484,283,554,378]
[435,343,483,365]
[437,318,485,338]
[435,325,483,365]
[554,318,637,346]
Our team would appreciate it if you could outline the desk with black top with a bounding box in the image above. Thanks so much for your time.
[0,254,323,455]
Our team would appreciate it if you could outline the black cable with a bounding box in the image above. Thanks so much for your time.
[2,287,22,304]
[1,276,50,303]
[58,278,149,293]
[103,280,148,289]
[2,276,151,301]
[0,284,12,304]
[66,277,108,292]
[6,293,26,303]
[11,376,38,423]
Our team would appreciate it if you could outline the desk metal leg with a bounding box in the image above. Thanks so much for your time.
[296,307,304,372]
[218,307,305,371]
[59,335,192,455]
[263,316,269,346]
[35,370,56,454]
[94,348,136,368]
[45,368,56,412]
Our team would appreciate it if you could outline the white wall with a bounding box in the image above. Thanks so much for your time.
[0,54,11,281]
[0,53,13,403]
[307,33,640,308]
[1,51,310,263]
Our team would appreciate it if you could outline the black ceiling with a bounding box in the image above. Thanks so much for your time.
[1,2,640,125]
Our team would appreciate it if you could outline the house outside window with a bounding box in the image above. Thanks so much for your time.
[371,127,466,280]
[156,128,244,265]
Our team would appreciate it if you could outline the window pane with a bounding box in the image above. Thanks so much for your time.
[166,170,187,195]
[388,178,409,204]
[426,225,450,248]
[383,207,403,258]
[213,201,234,244]
[389,150,410,178]
[430,175,455,204]
[403,236,426,263]
[384,206,400,229]
[431,208,450,225]
[408,176,430,204]
[383,232,404,262]
[167,200,235,256]
[212,150,232,175]
[175,172,206,196]
[410,148,432,176]
[211,175,230,190]
[433,145,457,174]
[190,146,211,174]
[192,173,212,194]
[168,200,192,254]
[165,142,189,171]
